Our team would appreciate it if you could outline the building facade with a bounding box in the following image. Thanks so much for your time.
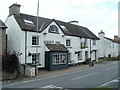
[98,31,120,58]
[0,20,7,70]
[0,20,7,56]
[6,4,99,70]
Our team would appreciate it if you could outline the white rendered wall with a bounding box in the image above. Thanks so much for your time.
[6,15,24,63]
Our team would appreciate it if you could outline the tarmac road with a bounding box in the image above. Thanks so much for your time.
[2,61,119,89]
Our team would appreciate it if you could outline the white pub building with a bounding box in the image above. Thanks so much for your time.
[6,4,99,70]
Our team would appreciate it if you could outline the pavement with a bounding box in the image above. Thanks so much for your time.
[2,60,113,85]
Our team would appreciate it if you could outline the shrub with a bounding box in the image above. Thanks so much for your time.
[2,51,21,73]
[83,58,90,64]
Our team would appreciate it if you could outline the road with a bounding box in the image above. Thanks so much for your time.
[2,61,120,89]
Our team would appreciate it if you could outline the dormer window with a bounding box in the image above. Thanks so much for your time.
[48,25,59,34]
[60,25,67,30]
[24,19,34,26]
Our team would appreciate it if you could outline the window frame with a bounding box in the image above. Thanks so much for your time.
[52,53,67,65]
[32,36,40,46]
[66,39,71,47]
[93,40,96,45]
[78,51,82,60]
[32,53,40,64]
[85,39,87,47]
[85,51,88,59]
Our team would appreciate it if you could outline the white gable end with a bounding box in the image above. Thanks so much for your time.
[42,21,64,35]
[41,21,65,45]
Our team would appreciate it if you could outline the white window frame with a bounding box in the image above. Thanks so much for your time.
[85,39,87,47]
[93,40,96,45]
[78,51,82,60]
[66,39,71,47]
[32,53,40,64]
[32,36,40,46]
[85,51,88,59]
[53,53,67,65]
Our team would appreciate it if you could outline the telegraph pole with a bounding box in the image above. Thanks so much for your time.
[35,0,39,75]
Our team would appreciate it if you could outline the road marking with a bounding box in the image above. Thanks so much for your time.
[42,85,63,88]
[99,77,120,87]
[72,72,98,80]
[106,66,118,70]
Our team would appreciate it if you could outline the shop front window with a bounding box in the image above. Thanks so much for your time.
[53,53,67,65]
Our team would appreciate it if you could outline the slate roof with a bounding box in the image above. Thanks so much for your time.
[13,13,99,40]
[0,20,7,29]
[104,37,120,44]
[104,37,112,41]
[46,44,68,51]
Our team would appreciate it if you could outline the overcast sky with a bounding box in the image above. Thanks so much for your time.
[0,0,119,38]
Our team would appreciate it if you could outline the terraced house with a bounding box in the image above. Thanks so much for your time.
[6,4,99,70]
[98,31,120,58]
[0,20,7,59]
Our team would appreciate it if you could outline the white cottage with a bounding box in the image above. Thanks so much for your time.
[0,20,7,56]
[6,4,99,70]
[98,31,120,58]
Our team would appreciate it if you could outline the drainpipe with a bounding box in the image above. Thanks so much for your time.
[6,34,7,54]
[90,40,92,61]
[25,31,27,64]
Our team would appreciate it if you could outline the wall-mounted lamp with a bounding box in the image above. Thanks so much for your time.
[43,33,47,35]
[75,51,78,54]
[28,52,31,56]
[62,35,65,37]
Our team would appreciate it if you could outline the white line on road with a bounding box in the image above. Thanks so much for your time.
[72,72,98,80]
[106,66,118,70]
[42,85,63,88]
[99,77,120,87]
[42,85,54,88]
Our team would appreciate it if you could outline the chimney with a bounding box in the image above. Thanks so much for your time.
[114,35,118,40]
[9,4,21,16]
[98,30,105,38]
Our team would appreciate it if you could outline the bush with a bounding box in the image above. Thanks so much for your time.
[83,58,90,64]
[105,56,120,61]
[2,51,21,73]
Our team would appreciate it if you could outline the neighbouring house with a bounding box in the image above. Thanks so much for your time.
[113,35,120,56]
[0,20,7,57]
[98,31,120,58]
[0,20,7,70]
[6,4,99,70]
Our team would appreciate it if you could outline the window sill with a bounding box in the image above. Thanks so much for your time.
[31,45,41,47]
[66,46,72,48]
[52,63,67,66]
[78,59,82,60]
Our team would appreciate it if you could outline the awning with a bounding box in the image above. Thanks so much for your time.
[45,44,68,51]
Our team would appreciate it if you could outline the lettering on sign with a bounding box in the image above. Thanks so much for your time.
[44,40,60,44]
